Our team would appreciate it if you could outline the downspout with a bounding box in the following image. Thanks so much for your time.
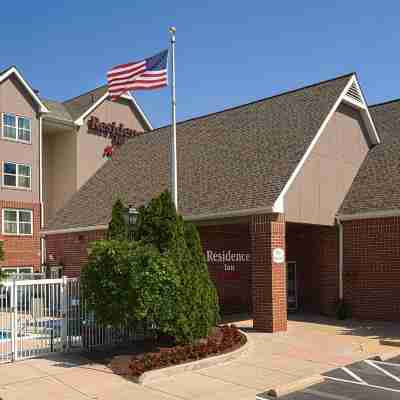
[39,115,45,267]
[337,217,344,301]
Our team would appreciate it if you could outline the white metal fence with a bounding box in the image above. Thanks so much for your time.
[0,277,142,364]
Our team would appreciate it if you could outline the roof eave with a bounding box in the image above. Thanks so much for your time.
[42,205,276,235]
[337,209,400,221]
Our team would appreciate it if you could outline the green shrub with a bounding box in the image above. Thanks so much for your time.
[108,199,128,240]
[134,191,219,342]
[82,191,219,344]
[336,300,351,320]
[81,240,180,329]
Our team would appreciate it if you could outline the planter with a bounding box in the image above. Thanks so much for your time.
[110,326,249,384]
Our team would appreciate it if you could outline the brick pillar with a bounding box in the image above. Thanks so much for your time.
[251,213,287,332]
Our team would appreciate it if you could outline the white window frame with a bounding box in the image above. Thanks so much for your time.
[2,208,33,236]
[2,266,33,275]
[2,161,32,190]
[1,113,32,144]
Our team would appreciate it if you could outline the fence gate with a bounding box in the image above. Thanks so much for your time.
[0,277,141,364]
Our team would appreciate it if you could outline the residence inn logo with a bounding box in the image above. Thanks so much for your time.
[206,250,251,263]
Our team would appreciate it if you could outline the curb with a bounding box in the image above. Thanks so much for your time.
[371,349,400,362]
[379,339,400,348]
[127,330,250,384]
[256,375,324,399]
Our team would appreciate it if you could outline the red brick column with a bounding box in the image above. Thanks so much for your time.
[251,213,287,332]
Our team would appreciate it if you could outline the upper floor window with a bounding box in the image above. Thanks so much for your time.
[3,162,31,189]
[2,209,33,235]
[2,113,31,143]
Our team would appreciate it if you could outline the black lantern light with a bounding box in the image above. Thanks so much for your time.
[126,204,139,226]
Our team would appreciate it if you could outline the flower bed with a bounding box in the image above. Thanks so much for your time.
[110,325,246,378]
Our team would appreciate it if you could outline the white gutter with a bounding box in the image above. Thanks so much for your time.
[41,224,109,236]
[182,206,275,221]
[337,209,400,221]
[42,205,277,235]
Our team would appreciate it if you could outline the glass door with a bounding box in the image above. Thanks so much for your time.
[287,261,298,311]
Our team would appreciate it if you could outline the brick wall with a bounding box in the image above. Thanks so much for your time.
[251,213,287,332]
[0,200,41,270]
[198,223,252,314]
[286,223,339,315]
[45,229,106,277]
[343,217,400,321]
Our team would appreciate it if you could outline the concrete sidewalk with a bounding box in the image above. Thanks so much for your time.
[0,316,399,400]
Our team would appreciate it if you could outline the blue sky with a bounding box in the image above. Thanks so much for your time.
[1,1,399,128]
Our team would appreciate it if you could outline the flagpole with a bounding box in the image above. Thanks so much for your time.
[169,26,178,210]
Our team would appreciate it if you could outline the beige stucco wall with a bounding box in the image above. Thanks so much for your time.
[285,103,370,226]
[0,75,40,203]
[43,128,77,223]
[42,97,147,223]
[77,98,145,189]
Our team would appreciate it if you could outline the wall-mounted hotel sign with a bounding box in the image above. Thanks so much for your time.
[87,116,140,146]
[206,250,251,280]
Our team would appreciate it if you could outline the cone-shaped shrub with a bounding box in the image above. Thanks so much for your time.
[134,191,219,342]
[108,199,128,240]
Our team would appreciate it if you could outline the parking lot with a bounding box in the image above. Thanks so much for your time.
[257,355,400,399]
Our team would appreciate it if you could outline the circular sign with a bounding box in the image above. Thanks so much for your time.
[273,248,285,264]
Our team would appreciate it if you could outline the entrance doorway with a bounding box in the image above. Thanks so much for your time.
[287,261,298,311]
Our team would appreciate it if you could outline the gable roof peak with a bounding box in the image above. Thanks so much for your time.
[0,65,49,113]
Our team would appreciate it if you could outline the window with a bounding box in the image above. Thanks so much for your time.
[18,117,31,142]
[3,162,31,189]
[2,209,32,235]
[2,267,33,279]
[2,113,31,143]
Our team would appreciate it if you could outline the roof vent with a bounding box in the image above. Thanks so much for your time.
[345,81,363,105]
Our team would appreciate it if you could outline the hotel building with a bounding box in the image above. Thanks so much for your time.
[0,66,151,275]
[42,72,400,331]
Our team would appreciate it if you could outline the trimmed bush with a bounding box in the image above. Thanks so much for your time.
[81,240,180,329]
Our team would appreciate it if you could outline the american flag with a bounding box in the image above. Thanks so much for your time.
[107,49,168,100]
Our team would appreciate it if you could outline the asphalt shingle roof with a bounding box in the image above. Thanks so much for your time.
[63,85,108,121]
[42,99,74,123]
[45,73,353,231]
[41,86,109,124]
[340,99,400,215]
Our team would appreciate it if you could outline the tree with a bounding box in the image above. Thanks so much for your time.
[134,191,220,342]
[0,241,6,282]
[108,199,128,240]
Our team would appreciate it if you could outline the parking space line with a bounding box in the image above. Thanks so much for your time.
[325,375,400,394]
[341,366,366,384]
[365,360,400,382]
[373,360,400,369]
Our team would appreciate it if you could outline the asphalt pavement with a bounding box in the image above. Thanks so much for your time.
[257,355,400,400]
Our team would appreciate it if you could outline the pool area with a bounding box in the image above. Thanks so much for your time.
[0,330,11,340]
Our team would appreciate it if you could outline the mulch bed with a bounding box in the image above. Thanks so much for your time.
[109,325,246,377]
